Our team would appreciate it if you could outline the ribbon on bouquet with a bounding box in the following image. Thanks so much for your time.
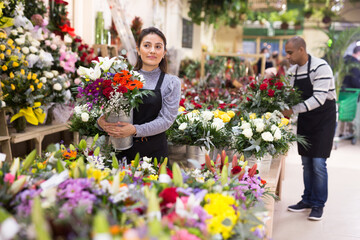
[10,102,46,125]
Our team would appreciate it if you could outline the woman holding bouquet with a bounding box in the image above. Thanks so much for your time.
[97,27,181,163]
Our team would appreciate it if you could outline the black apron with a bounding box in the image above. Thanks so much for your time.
[117,72,168,162]
[295,55,336,158]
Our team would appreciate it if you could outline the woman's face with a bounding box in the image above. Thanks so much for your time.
[137,33,166,71]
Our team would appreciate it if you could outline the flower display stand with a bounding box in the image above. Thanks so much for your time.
[9,122,70,157]
[0,109,12,162]
[262,154,286,239]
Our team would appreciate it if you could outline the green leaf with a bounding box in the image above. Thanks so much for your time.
[93,147,100,156]
[56,159,64,173]
[31,197,51,240]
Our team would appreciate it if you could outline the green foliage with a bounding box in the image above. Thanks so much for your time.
[24,0,47,20]
[321,27,360,96]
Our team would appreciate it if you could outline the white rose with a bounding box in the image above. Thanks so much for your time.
[261,131,274,142]
[74,106,82,114]
[63,81,70,89]
[201,110,214,121]
[1,100,6,107]
[15,38,25,45]
[53,83,62,91]
[11,30,18,36]
[40,77,47,83]
[212,118,225,130]
[243,128,253,139]
[29,46,38,53]
[255,122,265,132]
[44,71,54,78]
[81,112,89,122]
[21,46,29,55]
[274,129,282,140]
[178,122,187,131]
[240,122,251,130]
[51,70,59,77]
[31,40,40,47]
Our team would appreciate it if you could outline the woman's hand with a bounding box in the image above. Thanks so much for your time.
[98,116,136,138]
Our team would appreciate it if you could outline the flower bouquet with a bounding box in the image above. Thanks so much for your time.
[0,31,45,131]
[241,74,302,114]
[166,108,237,152]
[232,111,303,161]
[77,56,152,150]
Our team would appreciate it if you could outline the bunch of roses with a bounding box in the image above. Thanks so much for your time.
[241,74,301,115]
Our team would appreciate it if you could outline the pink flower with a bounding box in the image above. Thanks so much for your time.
[4,173,15,184]
[74,78,81,85]
[50,44,57,50]
[171,229,201,240]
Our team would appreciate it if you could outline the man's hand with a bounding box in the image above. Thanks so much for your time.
[282,108,294,118]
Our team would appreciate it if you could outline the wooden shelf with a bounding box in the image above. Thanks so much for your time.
[9,122,70,156]
[0,136,11,141]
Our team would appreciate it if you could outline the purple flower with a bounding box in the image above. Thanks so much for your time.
[14,189,42,217]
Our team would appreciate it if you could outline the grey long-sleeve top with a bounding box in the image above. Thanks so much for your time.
[134,67,181,137]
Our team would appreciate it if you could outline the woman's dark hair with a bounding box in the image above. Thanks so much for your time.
[134,27,167,73]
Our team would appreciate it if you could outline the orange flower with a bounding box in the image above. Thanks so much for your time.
[62,149,77,160]
[127,80,143,90]
[261,178,267,185]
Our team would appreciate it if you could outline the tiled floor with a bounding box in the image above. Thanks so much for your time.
[272,138,360,240]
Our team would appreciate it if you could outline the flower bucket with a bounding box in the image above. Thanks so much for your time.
[168,143,187,165]
[106,109,133,151]
[210,148,236,161]
[246,153,272,175]
[186,145,208,164]
[13,116,27,133]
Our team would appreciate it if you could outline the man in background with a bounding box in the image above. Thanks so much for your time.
[342,46,360,89]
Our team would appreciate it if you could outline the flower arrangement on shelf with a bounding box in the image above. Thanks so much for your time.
[47,0,75,39]
[232,111,304,160]
[241,74,302,115]
[77,56,152,117]
[166,107,238,151]
[0,145,271,240]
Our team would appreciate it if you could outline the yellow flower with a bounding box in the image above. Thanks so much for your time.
[0,53,4,59]
[34,79,39,83]
[7,39,14,46]
[85,78,90,82]
[264,112,272,119]
[249,113,257,119]
[37,83,43,89]
[6,49,11,55]
[220,113,231,123]
[279,117,290,127]
[20,69,25,75]
[213,109,221,118]
[119,171,126,182]
[9,72,14,78]
[0,45,5,51]
[226,110,235,118]
[1,82,4,88]
[11,84,15,90]
[0,32,7,39]
[178,106,186,113]
[30,85,34,91]
[12,62,19,67]
[24,61,28,66]
[37,162,45,169]
[32,73,37,80]
[27,72,32,80]
[16,47,20,51]
[148,174,158,181]
[191,109,200,115]
[131,160,135,167]
[10,45,15,50]
[31,168,37,174]
[1,65,7,71]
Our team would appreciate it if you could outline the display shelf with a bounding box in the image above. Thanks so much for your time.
[9,122,70,156]
[0,80,12,162]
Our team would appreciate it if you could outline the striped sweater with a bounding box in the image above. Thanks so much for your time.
[287,55,337,114]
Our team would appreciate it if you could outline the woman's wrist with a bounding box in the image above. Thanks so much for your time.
[133,126,137,136]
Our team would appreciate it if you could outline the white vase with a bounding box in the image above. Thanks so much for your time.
[106,109,133,151]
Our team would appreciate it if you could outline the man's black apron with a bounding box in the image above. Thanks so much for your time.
[117,72,168,162]
[295,55,336,158]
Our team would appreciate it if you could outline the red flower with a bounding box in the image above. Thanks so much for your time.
[268,89,275,97]
[219,103,227,109]
[250,81,256,89]
[78,45,84,52]
[179,98,185,107]
[268,78,275,85]
[259,83,268,91]
[261,179,267,185]
[102,87,114,99]
[231,166,242,175]
[102,79,112,88]
[116,86,128,93]
[166,168,173,179]
[159,187,178,207]
[275,81,284,90]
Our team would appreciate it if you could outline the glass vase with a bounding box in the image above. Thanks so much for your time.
[95,12,104,44]
[13,116,26,133]
[106,109,133,151]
